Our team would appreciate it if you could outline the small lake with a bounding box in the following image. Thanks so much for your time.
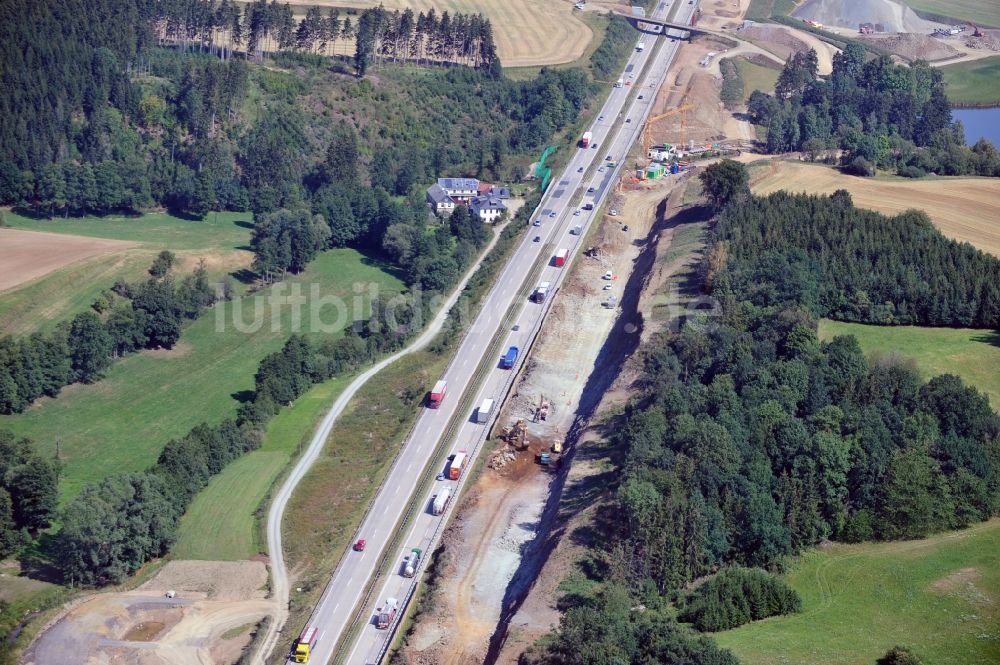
[952,107,1000,146]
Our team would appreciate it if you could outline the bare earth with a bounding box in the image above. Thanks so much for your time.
[751,160,1000,256]
[403,173,689,664]
[0,227,136,293]
[26,561,272,665]
[285,0,593,68]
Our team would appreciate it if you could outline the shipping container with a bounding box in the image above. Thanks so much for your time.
[429,380,447,408]
[477,398,494,423]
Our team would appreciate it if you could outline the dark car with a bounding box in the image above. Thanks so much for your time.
[587,186,595,193]
[533,235,541,242]
[577,166,584,173]
[638,95,644,100]
[354,539,367,551]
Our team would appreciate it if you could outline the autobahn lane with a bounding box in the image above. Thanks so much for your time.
[293,3,694,662]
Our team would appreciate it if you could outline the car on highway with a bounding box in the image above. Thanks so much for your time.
[638,95,644,100]
[435,472,445,481]
[533,219,542,226]
[533,235,541,242]
[354,539,367,551]
[577,166,584,173]
[513,324,521,331]
[598,115,604,121]
[587,186,595,193]
[573,209,581,216]
[598,166,606,172]
[626,118,632,123]
[606,155,612,161]
[549,211,557,218]
[592,143,599,149]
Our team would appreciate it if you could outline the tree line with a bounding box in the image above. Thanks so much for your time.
[0,253,216,415]
[0,431,59,559]
[746,44,1000,177]
[710,189,1000,328]
[528,161,1000,662]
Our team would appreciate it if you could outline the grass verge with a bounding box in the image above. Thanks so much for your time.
[940,56,1000,107]
[0,249,403,503]
[735,58,781,103]
[818,320,1000,409]
[715,519,1000,665]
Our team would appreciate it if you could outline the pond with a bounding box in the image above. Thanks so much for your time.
[952,107,1000,146]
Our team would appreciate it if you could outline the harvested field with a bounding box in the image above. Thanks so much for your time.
[0,227,136,293]
[751,160,1000,256]
[286,0,593,68]
[857,32,961,61]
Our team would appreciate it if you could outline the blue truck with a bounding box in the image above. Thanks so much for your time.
[501,346,519,369]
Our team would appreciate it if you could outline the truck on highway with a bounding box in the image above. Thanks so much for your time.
[636,41,645,51]
[554,249,568,267]
[432,487,451,515]
[449,452,467,480]
[377,598,398,629]
[580,131,592,148]
[292,626,318,663]
[501,346,519,369]
[615,78,624,87]
[477,398,494,423]
[429,379,447,409]
[532,281,550,303]
[403,548,422,577]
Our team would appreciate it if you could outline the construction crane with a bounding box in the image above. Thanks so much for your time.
[643,104,693,159]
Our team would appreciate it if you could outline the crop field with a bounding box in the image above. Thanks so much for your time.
[716,519,1000,665]
[818,320,1000,408]
[0,228,135,293]
[940,56,1000,107]
[902,0,1000,27]
[286,0,593,68]
[0,249,404,503]
[750,160,1000,256]
[0,211,253,334]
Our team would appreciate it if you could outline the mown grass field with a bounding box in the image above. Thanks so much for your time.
[172,371,354,560]
[940,56,1000,107]
[903,0,1000,27]
[716,519,1000,665]
[0,249,404,503]
[750,160,1000,256]
[0,210,253,334]
[735,58,780,102]
[818,320,1000,409]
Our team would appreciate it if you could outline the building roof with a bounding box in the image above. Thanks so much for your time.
[471,195,506,213]
[426,183,453,206]
[438,177,480,192]
[488,186,511,199]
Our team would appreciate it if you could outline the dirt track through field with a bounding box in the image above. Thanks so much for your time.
[0,227,136,293]
[752,161,1000,256]
[287,0,593,67]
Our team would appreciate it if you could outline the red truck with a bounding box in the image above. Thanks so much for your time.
[581,131,592,148]
[449,451,467,480]
[554,248,568,267]
[377,598,398,629]
[429,380,447,409]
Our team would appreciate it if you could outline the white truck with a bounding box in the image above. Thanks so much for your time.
[636,41,646,51]
[432,488,451,515]
[477,398,494,424]
[532,281,551,303]
[615,78,624,88]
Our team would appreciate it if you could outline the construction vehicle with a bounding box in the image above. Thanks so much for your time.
[433,488,451,515]
[292,626,319,663]
[643,104,693,162]
[501,419,529,450]
[429,380,447,408]
[580,131,593,148]
[376,598,398,629]
[403,548,422,577]
[539,452,551,465]
[449,451,467,480]
[501,346,520,369]
[552,439,563,454]
[636,41,646,51]
[534,395,550,422]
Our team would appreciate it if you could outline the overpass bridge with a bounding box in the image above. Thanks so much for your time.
[606,4,731,42]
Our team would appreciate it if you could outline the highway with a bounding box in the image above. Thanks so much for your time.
[290,2,697,663]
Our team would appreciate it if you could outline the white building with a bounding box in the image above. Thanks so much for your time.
[426,183,455,215]
[470,195,506,223]
[437,177,480,203]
